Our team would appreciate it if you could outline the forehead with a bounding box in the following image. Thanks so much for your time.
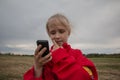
[47,16,68,27]
[47,17,69,31]
[48,25,67,31]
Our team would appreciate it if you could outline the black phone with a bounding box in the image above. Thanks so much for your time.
[36,40,49,57]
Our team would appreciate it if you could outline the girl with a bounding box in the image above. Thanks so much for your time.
[24,13,98,80]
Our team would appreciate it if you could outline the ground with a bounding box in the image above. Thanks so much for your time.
[0,55,120,80]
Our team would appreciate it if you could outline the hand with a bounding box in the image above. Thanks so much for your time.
[52,40,61,51]
[34,45,52,77]
[52,40,62,51]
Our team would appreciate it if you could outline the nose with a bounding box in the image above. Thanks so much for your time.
[55,32,60,38]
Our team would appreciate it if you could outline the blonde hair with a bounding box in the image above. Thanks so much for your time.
[46,13,71,35]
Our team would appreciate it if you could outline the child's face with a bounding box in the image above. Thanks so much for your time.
[48,25,69,46]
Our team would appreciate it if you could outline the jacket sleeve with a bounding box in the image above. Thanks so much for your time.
[23,67,43,80]
[75,49,98,80]
[80,56,98,80]
[51,48,89,80]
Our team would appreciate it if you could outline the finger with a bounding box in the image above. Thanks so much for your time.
[39,54,52,65]
[36,47,47,59]
[42,56,52,64]
[35,45,42,55]
[39,52,51,62]
[52,40,60,48]
[52,40,60,51]
[52,40,58,46]
[38,57,52,66]
[43,52,52,60]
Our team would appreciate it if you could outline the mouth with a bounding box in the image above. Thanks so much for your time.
[56,41,63,45]
[56,41,62,43]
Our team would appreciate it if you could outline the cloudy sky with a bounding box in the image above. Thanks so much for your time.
[0,0,120,55]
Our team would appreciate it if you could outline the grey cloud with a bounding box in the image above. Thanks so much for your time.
[69,0,120,44]
[0,0,120,54]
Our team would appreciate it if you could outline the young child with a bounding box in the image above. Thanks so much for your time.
[24,13,98,80]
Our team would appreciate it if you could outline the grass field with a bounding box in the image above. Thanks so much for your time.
[0,55,120,80]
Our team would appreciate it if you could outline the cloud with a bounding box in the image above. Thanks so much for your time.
[69,0,120,45]
[0,0,120,54]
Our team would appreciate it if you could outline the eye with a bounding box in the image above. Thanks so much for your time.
[59,29,65,34]
[50,31,56,35]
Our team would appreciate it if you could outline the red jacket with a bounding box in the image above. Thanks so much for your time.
[24,43,98,80]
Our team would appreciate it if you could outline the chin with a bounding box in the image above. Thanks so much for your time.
[58,42,63,46]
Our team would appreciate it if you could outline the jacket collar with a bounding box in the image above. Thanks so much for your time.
[50,43,71,52]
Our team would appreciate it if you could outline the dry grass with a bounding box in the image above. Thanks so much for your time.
[0,55,33,80]
[0,55,120,80]
[90,58,120,80]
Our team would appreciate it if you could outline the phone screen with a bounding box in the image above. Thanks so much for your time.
[36,40,49,57]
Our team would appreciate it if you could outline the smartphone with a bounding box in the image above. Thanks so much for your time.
[36,40,49,57]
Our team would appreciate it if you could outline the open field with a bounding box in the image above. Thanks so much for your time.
[0,55,120,80]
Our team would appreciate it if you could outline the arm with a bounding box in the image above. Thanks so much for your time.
[51,45,98,80]
[51,40,98,80]
[23,67,43,80]
[78,51,98,80]
[51,48,80,79]
[23,45,52,80]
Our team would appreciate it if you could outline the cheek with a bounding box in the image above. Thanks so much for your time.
[48,32,53,39]
[63,34,69,41]
[49,35,54,39]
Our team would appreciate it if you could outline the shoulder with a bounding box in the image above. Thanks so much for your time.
[71,48,94,65]
[70,48,84,58]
